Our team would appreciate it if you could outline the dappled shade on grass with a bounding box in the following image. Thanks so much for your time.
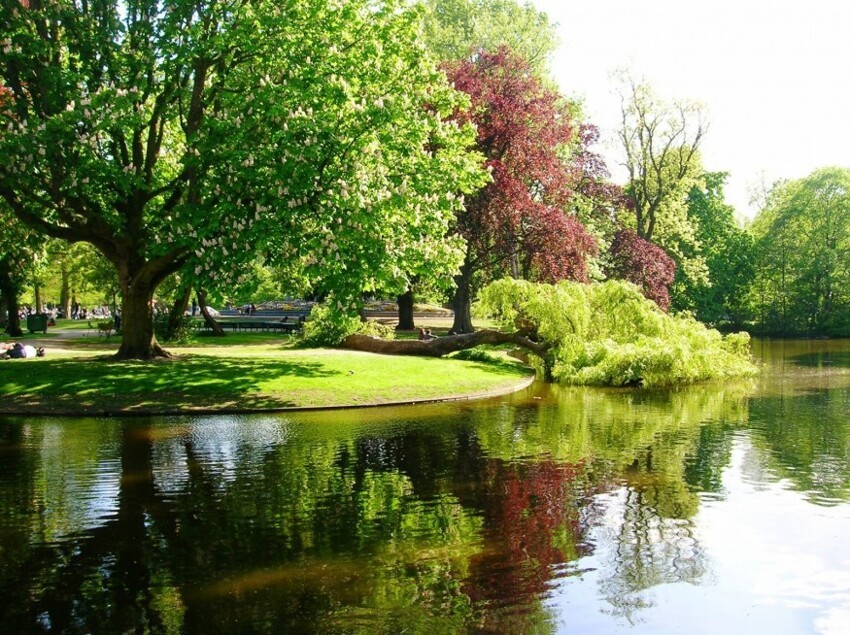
[0,341,532,415]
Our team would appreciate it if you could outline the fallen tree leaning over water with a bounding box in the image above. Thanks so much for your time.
[343,328,549,358]
[342,279,757,387]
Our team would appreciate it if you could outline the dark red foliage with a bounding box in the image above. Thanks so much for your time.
[444,48,599,282]
[523,206,597,282]
[607,229,676,310]
[463,458,591,622]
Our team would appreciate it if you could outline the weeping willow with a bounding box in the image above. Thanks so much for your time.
[479,278,757,387]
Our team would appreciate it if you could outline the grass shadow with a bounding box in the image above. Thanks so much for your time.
[0,354,337,414]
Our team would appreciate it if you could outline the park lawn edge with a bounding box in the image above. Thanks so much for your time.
[0,343,536,416]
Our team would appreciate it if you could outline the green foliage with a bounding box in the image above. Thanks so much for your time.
[153,314,194,344]
[0,204,44,334]
[0,0,487,356]
[451,346,501,363]
[480,278,757,387]
[616,74,708,288]
[748,167,850,336]
[672,173,755,326]
[24,242,108,311]
[300,304,396,347]
[418,0,558,71]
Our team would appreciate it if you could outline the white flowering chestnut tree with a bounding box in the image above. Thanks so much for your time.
[0,0,485,358]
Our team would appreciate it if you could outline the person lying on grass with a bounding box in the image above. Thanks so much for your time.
[1,343,45,359]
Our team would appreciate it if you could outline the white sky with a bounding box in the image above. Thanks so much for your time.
[529,0,850,220]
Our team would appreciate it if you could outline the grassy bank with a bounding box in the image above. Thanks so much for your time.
[0,332,533,415]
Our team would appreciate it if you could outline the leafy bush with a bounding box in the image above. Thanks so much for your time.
[300,304,395,347]
[480,278,757,387]
[451,347,501,364]
[153,314,194,344]
[96,319,115,333]
[359,319,395,340]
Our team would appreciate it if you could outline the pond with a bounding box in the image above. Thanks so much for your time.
[1,339,850,634]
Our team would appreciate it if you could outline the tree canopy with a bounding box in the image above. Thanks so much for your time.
[606,229,676,311]
[442,47,602,333]
[0,202,42,336]
[672,172,754,326]
[0,0,485,358]
[616,74,707,244]
[418,0,558,70]
[615,73,708,292]
[749,167,850,336]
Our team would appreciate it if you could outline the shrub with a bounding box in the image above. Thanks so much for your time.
[451,347,501,364]
[153,314,194,344]
[300,304,395,347]
[480,278,757,387]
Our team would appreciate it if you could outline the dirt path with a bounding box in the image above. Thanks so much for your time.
[11,328,113,354]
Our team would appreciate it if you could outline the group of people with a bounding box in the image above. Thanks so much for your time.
[14,304,112,321]
[1,342,45,359]
[418,328,437,341]
[70,304,112,320]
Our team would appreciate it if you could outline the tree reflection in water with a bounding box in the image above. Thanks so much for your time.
[460,458,592,633]
[2,353,850,633]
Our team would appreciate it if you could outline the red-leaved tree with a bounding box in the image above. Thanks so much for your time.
[444,48,602,333]
[607,229,676,310]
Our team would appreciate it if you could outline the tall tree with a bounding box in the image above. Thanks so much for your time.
[38,241,103,318]
[0,205,41,336]
[672,172,754,327]
[0,0,483,358]
[616,74,707,243]
[388,0,562,332]
[418,0,558,72]
[615,74,710,293]
[443,48,599,333]
[749,167,850,335]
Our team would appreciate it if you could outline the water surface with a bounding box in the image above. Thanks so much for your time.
[1,339,849,633]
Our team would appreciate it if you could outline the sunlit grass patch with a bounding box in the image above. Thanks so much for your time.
[0,341,532,415]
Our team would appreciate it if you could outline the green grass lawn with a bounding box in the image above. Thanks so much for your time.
[0,332,533,415]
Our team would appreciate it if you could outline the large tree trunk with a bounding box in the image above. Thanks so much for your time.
[1,291,23,336]
[0,260,23,337]
[396,289,415,331]
[344,328,549,358]
[34,283,42,314]
[197,288,225,336]
[450,264,475,334]
[165,285,192,341]
[115,279,168,360]
[344,329,553,379]
[60,268,71,319]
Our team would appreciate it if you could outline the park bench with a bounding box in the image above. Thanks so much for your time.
[193,318,302,335]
